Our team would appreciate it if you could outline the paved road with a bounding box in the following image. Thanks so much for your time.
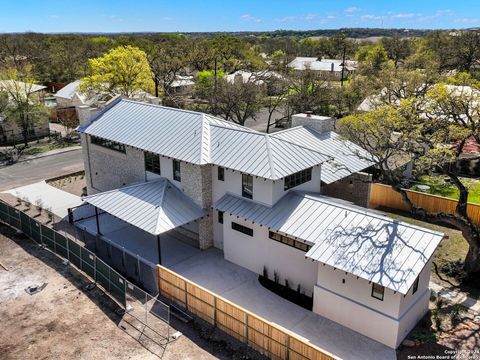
[0,149,84,191]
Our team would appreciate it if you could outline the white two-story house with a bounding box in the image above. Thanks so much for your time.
[76,98,444,349]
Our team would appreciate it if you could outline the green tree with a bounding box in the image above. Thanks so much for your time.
[81,45,154,98]
[0,66,49,147]
[338,79,480,274]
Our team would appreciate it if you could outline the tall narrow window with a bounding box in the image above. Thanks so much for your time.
[412,277,419,294]
[371,283,385,301]
[218,211,224,224]
[145,152,161,175]
[218,166,225,181]
[173,160,181,182]
[242,174,253,199]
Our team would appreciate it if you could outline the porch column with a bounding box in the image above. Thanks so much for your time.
[95,206,102,235]
[157,234,162,265]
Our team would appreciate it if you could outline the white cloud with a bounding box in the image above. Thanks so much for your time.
[240,14,262,22]
[305,13,318,21]
[327,15,336,19]
[344,7,362,13]
[390,13,421,19]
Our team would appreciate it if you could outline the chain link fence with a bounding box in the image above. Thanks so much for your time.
[0,199,169,343]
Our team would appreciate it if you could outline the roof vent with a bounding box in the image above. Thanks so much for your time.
[305,111,312,118]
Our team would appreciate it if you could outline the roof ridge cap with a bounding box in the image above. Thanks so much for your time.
[155,179,169,234]
[264,135,276,179]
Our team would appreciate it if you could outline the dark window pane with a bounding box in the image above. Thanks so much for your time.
[242,174,253,199]
[284,168,313,191]
[218,167,225,181]
[91,136,126,153]
[231,222,253,236]
[218,211,224,224]
[371,283,385,300]
[173,160,181,182]
[145,152,161,175]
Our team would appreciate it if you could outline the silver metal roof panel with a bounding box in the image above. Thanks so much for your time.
[213,191,444,294]
[83,178,206,235]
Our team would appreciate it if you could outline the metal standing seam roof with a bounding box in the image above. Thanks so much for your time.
[210,125,331,180]
[78,99,332,180]
[271,127,374,184]
[213,191,444,294]
[82,178,206,235]
[54,80,82,100]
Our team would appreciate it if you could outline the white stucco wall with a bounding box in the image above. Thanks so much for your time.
[313,261,433,348]
[222,214,317,296]
[212,165,322,206]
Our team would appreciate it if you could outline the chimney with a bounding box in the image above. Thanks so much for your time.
[331,63,334,72]
[77,105,99,127]
[291,113,336,133]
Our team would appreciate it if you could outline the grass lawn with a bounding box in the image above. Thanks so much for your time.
[22,142,77,156]
[411,175,480,204]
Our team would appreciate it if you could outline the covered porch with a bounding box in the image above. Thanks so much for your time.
[75,179,206,267]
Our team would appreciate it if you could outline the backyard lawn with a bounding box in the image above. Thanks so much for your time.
[410,175,480,204]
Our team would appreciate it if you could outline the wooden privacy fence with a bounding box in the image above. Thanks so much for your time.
[369,183,480,225]
[158,265,338,360]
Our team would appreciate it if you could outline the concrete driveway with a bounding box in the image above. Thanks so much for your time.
[170,249,396,360]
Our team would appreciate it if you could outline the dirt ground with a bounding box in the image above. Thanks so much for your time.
[48,171,86,197]
[0,224,263,360]
[397,300,480,359]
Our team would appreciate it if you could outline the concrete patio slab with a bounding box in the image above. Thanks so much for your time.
[3,181,82,218]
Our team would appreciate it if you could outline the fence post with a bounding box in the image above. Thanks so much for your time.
[66,232,70,262]
[184,279,188,311]
[286,334,290,360]
[39,221,44,247]
[93,253,97,284]
[244,312,249,345]
[213,296,217,326]
[145,292,148,325]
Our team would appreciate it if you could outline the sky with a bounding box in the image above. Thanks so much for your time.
[0,0,479,33]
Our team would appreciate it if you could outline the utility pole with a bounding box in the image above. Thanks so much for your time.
[341,44,346,87]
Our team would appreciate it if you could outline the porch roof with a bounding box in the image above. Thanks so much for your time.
[82,179,206,235]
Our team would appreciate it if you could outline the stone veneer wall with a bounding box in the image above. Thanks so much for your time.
[83,134,145,194]
[180,162,213,250]
[321,172,372,208]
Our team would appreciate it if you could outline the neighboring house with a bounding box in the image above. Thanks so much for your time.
[76,98,444,349]
[0,80,50,145]
[226,70,283,85]
[287,57,357,80]
[169,75,195,96]
[54,80,159,125]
